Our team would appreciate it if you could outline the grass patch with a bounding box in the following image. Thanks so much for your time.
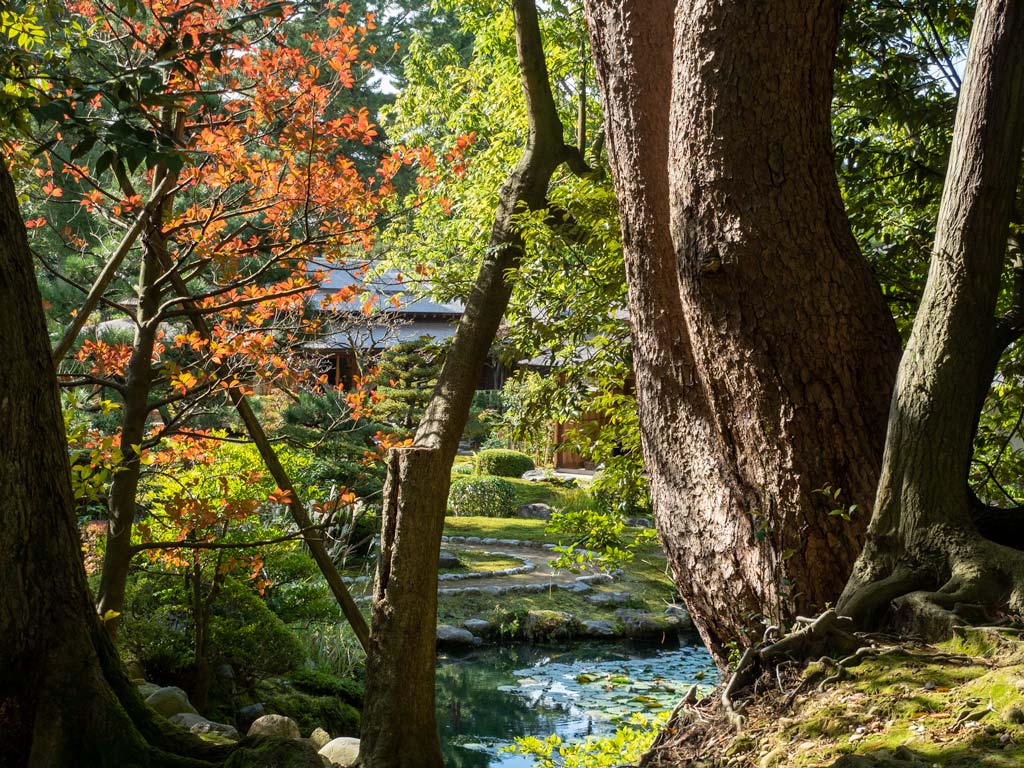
[440,552,525,574]
[443,516,554,543]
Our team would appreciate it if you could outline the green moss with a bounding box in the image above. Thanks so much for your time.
[221,737,322,768]
[288,669,363,706]
[255,678,360,737]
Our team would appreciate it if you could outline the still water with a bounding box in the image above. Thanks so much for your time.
[435,636,719,768]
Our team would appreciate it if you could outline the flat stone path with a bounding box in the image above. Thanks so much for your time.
[437,539,613,595]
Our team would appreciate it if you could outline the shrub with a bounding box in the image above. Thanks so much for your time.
[447,475,517,517]
[474,449,535,478]
[547,490,625,551]
[122,573,305,689]
[451,463,475,476]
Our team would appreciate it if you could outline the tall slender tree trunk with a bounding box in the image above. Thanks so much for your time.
[584,0,901,661]
[358,1,590,764]
[96,212,165,638]
[0,160,223,768]
[839,0,1024,635]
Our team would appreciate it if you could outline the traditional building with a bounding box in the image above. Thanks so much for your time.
[308,263,507,391]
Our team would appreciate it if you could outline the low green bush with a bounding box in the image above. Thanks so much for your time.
[447,475,517,518]
[122,573,305,690]
[451,463,475,476]
[474,449,535,478]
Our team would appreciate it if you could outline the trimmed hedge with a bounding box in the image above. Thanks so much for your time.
[474,449,535,478]
[447,475,517,518]
[451,463,475,476]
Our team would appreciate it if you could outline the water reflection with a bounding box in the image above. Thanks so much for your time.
[435,635,718,768]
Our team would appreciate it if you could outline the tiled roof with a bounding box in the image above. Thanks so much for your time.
[310,261,464,317]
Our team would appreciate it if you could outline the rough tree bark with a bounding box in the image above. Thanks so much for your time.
[839,0,1024,637]
[584,0,902,661]
[358,1,592,765]
[0,159,327,768]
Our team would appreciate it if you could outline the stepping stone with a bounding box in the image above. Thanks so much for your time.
[436,624,479,647]
[587,591,632,607]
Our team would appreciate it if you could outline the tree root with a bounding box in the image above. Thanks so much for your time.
[720,610,864,729]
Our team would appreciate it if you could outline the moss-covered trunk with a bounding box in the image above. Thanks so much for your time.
[838,0,1024,636]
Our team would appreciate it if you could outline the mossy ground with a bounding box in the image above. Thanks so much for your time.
[656,627,1024,767]
[436,516,678,630]
[440,552,526,573]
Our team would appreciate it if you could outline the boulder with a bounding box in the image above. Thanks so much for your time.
[437,551,461,569]
[248,713,301,740]
[461,618,494,636]
[319,737,361,767]
[136,682,161,699]
[665,604,695,630]
[515,502,553,520]
[168,712,239,741]
[625,517,654,528]
[616,609,683,638]
[145,686,199,718]
[308,727,332,750]
[236,702,265,730]
[586,591,632,607]
[520,469,551,482]
[580,620,617,638]
[436,625,479,647]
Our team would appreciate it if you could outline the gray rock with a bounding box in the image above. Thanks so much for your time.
[482,585,505,596]
[520,469,546,481]
[580,620,617,638]
[136,682,161,699]
[615,609,683,638]
[665,604,695,630]
[168,712,239,741]
[248,713,301,739]
[587,591,632,607]
[236,702,265,727]
[577,573,613,585]
[319,737,361,767]
[436,624,478,646]
[560,582,591,594]
[481,538,499,545]
[625,517,654,528]
[215,662,235,680]
[462,618,494,635]
[437,551,461,569]
[515,502,553,520]
[145,686,199,718]
[308,727,332,750]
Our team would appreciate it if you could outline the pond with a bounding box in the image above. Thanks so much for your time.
[435,635,719,768]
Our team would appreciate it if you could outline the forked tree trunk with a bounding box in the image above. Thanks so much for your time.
[584,0,901,661]
[839,0,1024,636]
[0,159,326,768]
[359,1,588,765]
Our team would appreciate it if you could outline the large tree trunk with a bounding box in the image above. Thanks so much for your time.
[358,1,585,765]
[584,0,901,661]
[839,0,1024,636]
[0,158,324,768]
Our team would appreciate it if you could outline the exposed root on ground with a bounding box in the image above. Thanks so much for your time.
[638,614,1023,768]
